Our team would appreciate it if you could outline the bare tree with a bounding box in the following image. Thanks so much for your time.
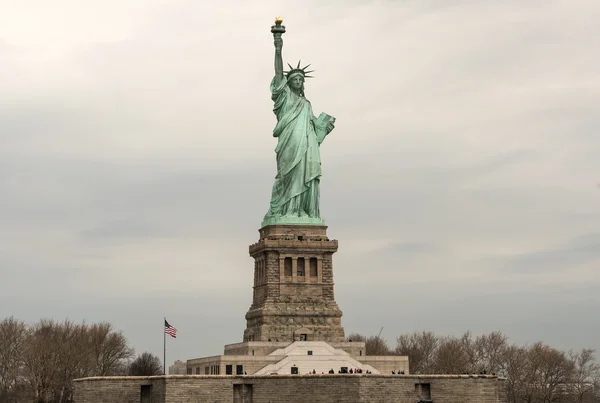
[568,348,600,403]
[345,332,391,355]
[22,319,65,402]
[365,335,392,356]
[52,321,90,402]
[345,333,365,343]
[0,317,28,400]
[503,342,575,403]
[17,319,134,403]
[503,344,529,403]
[460,331,479,374]
[394,331,508,375]
[87,322,134,376]
[129,352,163,376]
[433,334,471,374]
[395,331,439,374]
[473,331,508,375]
[530,342,574,403]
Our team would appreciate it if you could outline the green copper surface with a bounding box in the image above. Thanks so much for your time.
[262,20,335,228]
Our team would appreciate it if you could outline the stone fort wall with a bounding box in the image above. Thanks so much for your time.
[74,374,507,403]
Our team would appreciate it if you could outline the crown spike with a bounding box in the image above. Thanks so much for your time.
[284,60,315,80]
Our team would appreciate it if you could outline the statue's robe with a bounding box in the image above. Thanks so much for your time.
[264,77,322,220]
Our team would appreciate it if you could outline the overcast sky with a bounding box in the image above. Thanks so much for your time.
[1,0,599,366]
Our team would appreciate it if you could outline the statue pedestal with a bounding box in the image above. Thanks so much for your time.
[243,224,345,343]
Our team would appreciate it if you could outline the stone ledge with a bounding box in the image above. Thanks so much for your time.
[250,239,338,254]
[74,374,504,382]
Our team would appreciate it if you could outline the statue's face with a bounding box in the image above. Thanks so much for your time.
[289,75,304,91]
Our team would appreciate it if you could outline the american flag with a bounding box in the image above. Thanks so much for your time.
[164,319,177,338]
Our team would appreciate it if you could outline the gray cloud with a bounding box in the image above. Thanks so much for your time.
[481,232,600,273]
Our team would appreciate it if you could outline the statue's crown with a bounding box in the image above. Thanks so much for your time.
[284,60,314,80]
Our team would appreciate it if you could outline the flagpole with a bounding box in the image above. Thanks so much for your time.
[163,317,166,375]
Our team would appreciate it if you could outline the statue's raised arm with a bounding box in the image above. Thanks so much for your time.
[262,18,335,228]
[272,17,285,84]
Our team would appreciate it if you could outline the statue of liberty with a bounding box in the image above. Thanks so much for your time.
[262,18,336,227]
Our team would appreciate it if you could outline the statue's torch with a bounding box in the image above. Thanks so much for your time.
[271,17,286,37]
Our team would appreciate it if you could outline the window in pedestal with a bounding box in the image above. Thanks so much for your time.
[297,257,305,276]
[310,258,318,277]
[254,261,258,285]
[284,257,292,277]
[259,260,264,283]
